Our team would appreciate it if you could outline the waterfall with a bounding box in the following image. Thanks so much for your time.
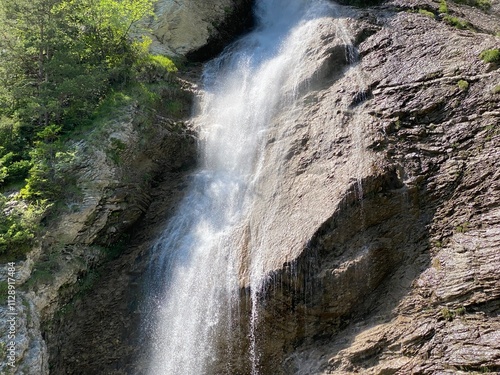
[144,1,349,374]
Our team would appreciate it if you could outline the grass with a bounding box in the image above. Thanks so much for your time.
[418,9,436,18]
[479,49,500,64]
[24,253,61,290]
[439,0,449,13]
[455,222,470,233]
[443,15,471,29]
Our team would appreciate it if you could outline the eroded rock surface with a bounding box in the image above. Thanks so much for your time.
[150,0,254,60]
[237,3,500,374]
[42,0,500,374]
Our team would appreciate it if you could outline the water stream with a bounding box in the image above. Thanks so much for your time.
[144,1,353,374]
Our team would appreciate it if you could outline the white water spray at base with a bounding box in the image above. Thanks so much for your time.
[143,1,358,374]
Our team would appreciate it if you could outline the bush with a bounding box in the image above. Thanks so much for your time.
[439,0,449,13]
[0,197,41,261]
[136,53,178,83]
[479,49,500,63]
[0,281,7,304]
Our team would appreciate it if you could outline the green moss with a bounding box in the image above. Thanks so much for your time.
[24,254,61,290]
[479,49,500,63]
[418,9,436,18]
[107,138,127,165]
[492,85,500,94]
[457,79,469,90]
[0,341,6,363]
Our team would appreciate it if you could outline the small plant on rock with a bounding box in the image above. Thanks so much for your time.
[457,80,469,90]
[418,9,436,18]
[443,15,471,29]
[439,0,449,13]
[479,49,500,64]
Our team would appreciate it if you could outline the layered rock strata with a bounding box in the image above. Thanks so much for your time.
[44,0,500,374]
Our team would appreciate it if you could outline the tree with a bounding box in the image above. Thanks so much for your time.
[0,0,155,188]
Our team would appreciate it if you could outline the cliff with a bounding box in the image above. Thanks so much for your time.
[243,2,500,373]
[3,0,498,374]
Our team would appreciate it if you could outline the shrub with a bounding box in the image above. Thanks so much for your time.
[439,0,449,13]
[135,50,178,83]
[479,49,500,63]
[0,198,43,261]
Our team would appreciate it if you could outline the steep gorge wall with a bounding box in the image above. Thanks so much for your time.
[149,0,254,60]
[0,0,256,373]
[225,2,500,374]
[34,0,500,374]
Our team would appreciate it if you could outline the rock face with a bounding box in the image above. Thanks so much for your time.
[41,0,500,374]
[0,76,196,374]
[149,0,254,60]
[228,2,500,374]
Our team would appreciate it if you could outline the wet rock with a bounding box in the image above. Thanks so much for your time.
[40,1,500,374]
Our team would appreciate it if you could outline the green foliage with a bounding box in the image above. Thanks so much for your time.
[0,0,156,191]
[166,100,187,119]
[107,138,127,165]
[479,49,500,63]
[493,85,500,94]
[457,80,469,90]
[24,251,61,289]
[0,196,42,260]
[443,15,471,29]
[134,40,179,83]
[441,306,466,321]
[19,126,78,202]
[0,0,175,260]
[439,0,449,13]
[418,9,436,18]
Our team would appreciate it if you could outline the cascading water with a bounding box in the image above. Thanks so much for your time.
[143,1,356,374]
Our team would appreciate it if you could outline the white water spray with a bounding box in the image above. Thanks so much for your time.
[144,1,353,374]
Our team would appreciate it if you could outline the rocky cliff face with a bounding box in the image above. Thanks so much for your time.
[34,0,500,374]
[235,2,500,374]
[0,81,196,374]
[149,0,254,60]
[1,0,253,372]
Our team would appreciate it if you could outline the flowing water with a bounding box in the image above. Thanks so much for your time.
[144,1,354,374]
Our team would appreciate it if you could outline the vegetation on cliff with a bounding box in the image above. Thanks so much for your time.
[0,0,179,260]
